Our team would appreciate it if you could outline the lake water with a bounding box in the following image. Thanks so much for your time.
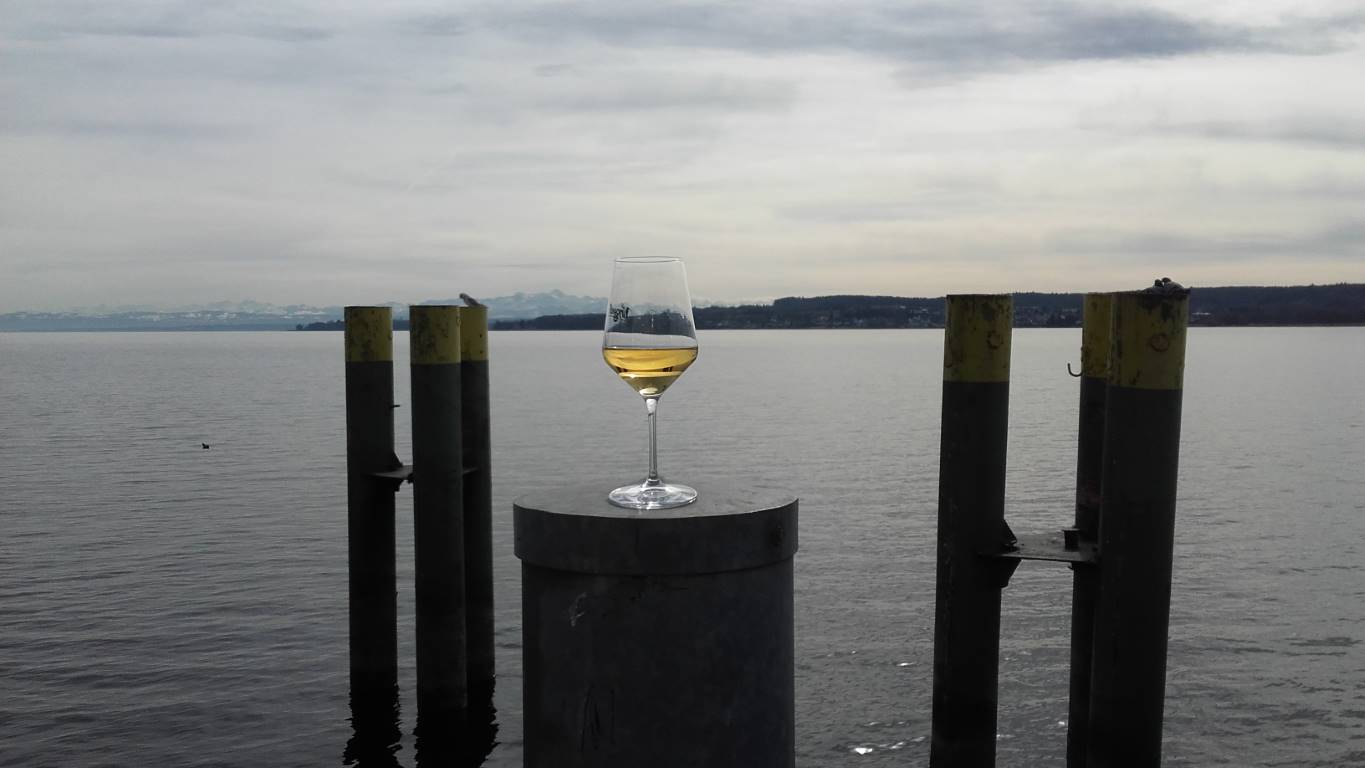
[1,328,1362,767]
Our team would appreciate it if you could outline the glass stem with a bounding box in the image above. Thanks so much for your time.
[645,396,660,486]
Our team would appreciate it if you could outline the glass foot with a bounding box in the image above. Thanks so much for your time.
[608,480,698,510]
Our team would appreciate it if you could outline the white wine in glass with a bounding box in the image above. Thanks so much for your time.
[602,257,699,509]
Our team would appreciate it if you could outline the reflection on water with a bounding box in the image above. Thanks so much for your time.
[344,685,403,767]
[346,681,499,767]
[416,681,500,767]
[4,330,1363,767]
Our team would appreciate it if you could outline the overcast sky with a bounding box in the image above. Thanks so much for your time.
[4,1,1364,310]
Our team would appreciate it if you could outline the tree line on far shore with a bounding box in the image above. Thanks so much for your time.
[486,284,1365,330]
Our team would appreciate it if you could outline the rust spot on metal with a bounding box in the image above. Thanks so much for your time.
[1148,333,1170,352]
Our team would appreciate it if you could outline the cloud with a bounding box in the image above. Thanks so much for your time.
[1164,119,1365,151]
[9,2,334,42]
[1048,218,1365,263]
[776,174,1002,224]
[3,1,1365,309]
[460,1,1365,79]
[535,73,796,113]
[8,117,257,143]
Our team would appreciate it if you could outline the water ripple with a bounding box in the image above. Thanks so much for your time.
[2,328,1362,767]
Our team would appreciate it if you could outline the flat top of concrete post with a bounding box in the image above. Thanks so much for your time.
[514,482,798,575]
[516,482,794,520]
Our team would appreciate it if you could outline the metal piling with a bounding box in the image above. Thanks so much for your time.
[344,306,400,697]
[1086,287,1190,768]
[931,294,1014,768]
[410,306,468,728]
[1066,292,1112,767]
[458,305,497,756]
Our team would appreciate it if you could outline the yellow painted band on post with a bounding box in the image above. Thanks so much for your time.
[1081,293,1114,378]
[1109,290,1189,391]
[409,306,462,365]
[458,305,489,362]
[943,294,1012,383]
[344,306,393,363]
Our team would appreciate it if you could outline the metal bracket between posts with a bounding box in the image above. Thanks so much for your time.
[981,519,1100,588]
[370,463,482,493]
[369,451,415,492]
[370,464,413,491]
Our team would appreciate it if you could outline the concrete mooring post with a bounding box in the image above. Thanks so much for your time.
[514,483,798,768]
[931,294,1014,768]
[1086,287,1189,768]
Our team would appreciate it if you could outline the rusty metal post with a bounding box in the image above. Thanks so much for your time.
[1086,286,1189,768]
[931,294,1014,768]
[1067,293,1112,767]
[409,306,468,735]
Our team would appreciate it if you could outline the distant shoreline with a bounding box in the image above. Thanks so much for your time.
[5,284,1363,331]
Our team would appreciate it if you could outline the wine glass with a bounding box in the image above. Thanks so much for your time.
[602,257,699,509]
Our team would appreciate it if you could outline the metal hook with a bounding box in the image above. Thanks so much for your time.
[1067,362,1082,378]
